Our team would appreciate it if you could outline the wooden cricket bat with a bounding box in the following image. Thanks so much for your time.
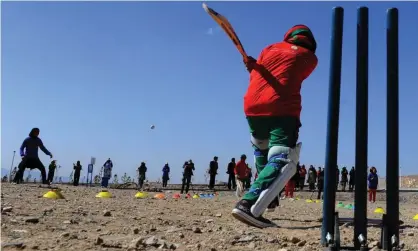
[202,3,248,61]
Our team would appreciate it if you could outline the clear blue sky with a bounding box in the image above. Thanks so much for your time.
[2,2,417,183]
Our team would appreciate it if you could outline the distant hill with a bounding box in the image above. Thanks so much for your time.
[378,175,418,189]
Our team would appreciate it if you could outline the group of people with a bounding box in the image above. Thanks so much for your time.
[280,164,379,202]
[48,160,83,186]
[155,155,254,194]
[11,158,84,187]
[9,17,385,233]
[281,165,356,200]
[12,128,53,185]
[13,125,379,217]
[222,158,379,203]
[10,127,378,198]
[226,155,253,190]
[158,155,255,194]
[10,127,85,187]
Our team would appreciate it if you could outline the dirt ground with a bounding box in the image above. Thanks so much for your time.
[1,184,417,251]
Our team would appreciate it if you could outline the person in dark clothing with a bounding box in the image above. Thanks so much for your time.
[299,164,307,191]
[368,166,378,203]
[295,163,301,189]
[227,158,236,190]
[208,156,219,189]
[349,166,355,191]
[73,161,82,186]
[14,128,53,185]
[340,166,349,191]
[137,162,147,189]
[317,167,325,200]
[162,163,170,188]
[47,160,57,184]
[336,165,340,190]
[181,160,195,194]
[307,165,317,191]
[245,164,253,189]
[101,158,113,188]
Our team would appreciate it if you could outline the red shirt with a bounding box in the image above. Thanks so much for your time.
[299,168,307,177]
[234,160,248,179]
[244,42,318,117]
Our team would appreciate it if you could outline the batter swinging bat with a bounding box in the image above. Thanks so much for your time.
[202,3,248,61]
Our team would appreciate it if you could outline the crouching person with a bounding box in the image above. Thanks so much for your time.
[14,128,53,185]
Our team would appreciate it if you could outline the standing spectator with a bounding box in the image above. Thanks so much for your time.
[285,170,298,198]
[317,166,322,177]
[340,166,349,191]
[73,161,82,186]
[137,162,147,189]
[245,164,252,189]
[47,160,57,184]
[101,158,113,188]
[336,165,340,190]
[208,156,219,189]
[349,166,356,191]
[181,160,194,194]
[299,164,307,191]
[162,162,170,188]
[234,154,248,197]
[295,163,301,189]
[307,165,317,191]
[227,158,236,190]
[368,166,378,203]
[317,167,324,200]
[14,128,53,185]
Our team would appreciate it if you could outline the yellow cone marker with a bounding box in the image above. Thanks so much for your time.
[413,214,418,220]
[374,207,385,214]
[96,190,112,198]
[192,194,200,199]
[306,199,313,203]
[43,190,65,199]
[135,192,148,199]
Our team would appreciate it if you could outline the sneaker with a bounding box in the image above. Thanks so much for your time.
[231,200,276,228]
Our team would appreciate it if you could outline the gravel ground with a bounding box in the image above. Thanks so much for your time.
[1,184,417,251]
